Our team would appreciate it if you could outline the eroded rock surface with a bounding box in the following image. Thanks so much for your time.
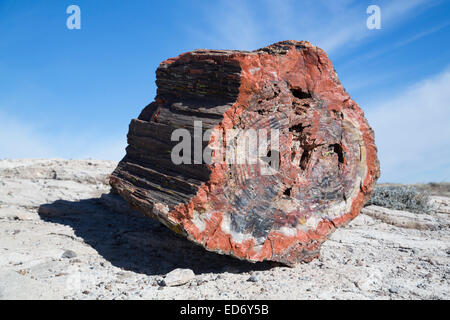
[0,160,448,300]
[110,41,380,265]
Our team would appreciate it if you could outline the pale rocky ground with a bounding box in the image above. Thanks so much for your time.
[0,159,449,300]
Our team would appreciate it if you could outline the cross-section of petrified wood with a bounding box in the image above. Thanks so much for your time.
[110,40,380,266]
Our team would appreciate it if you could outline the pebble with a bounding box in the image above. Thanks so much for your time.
[17,269,27,275]
[62,250,77,259]
[162,268,195,287]
[389,287,399,294]
[194,279,207,286]
[248,275,258,282]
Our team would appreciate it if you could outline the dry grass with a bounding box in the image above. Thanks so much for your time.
[367,184,431,214]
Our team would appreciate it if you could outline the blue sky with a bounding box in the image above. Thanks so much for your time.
[0,0,449,183]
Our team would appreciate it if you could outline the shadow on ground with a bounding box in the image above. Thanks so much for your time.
[38,193,276,276]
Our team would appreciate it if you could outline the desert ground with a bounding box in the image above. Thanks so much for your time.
[0,159,449,299]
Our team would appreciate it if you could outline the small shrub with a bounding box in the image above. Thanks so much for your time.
[366,185,431,214]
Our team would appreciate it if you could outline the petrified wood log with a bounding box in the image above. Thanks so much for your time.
[110,40,380,266]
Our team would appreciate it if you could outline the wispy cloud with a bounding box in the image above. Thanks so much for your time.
[0,111,125,161]
[190,0,431,53]
[339,20,450,70]
[394,21,450,47]
[0,111,54,159]
[366,68,450,183]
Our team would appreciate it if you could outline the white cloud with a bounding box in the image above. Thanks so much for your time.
[190,0,431,53]
[365,68,450,183]
[0,111,126,161]
[0,111,54,159]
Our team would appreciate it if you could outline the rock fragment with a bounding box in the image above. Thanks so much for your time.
[162,268,195,287]
[110,40,380,265]
[62,250,77,259]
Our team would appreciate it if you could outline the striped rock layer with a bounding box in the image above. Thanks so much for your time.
[110,40,380,266]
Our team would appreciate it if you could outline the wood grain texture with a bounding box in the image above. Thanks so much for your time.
[110,41,380,266]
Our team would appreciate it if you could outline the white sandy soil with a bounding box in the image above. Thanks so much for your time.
[0,159,448,300]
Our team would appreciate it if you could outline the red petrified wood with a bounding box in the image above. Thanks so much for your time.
[110,41,380,266]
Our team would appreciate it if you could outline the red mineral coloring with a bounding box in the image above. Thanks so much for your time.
[110,41,380,266]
